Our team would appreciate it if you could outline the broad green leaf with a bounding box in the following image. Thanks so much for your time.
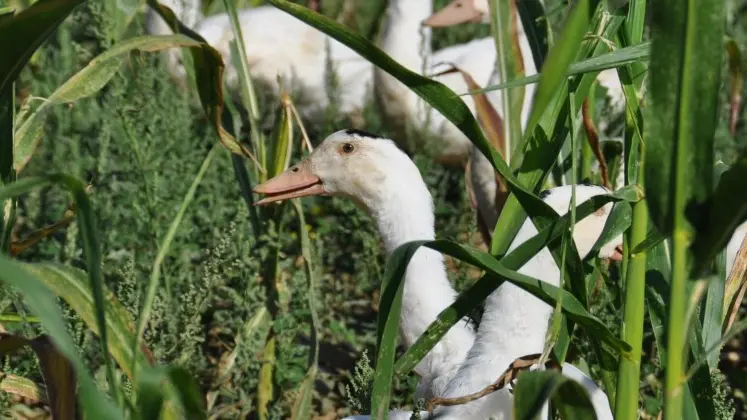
[138,367,166,420]
[166,367,207,419]
[471,41,650,95]
[22,263,155,377]
[646,1,726,416]
[0,0,86,97]
[370,242,412,419]
[0,334,75,419]
[0,254,122,418]
[393,188,638,377]
[645,1,724,237]
[514,370,596,420]
[0,173,118,397]
[14,34,203,172]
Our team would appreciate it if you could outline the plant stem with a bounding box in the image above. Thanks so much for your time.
[665,227,689,418]
[615,151,647,420]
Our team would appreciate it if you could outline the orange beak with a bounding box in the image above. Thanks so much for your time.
[253,159,325,205]
[423,0,483,28]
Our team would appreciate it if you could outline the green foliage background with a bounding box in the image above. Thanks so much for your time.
[1,0,746,418]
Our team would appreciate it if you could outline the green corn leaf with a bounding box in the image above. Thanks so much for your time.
[0,173,118,398]
[0,255,123,419]
[645,0,724,237]
[0,0,86,98]
[645,0,726,417]
[513,370,596,420]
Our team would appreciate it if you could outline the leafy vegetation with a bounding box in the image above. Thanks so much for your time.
[0,0,746,419]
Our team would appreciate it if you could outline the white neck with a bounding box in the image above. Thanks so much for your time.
[374,0,434,137]
[368,172,474,396]
[377,0,433,73]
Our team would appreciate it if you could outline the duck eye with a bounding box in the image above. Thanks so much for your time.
[341,143,355,154]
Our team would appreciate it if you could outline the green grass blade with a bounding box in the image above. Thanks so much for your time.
[466,41,650,95]
[0,82,12,184]
[369,242,411,419]
[645,0,726,417]
[513,370,596,420]
[132,145,218,389]
[0,0,86,97]
[0,255,123,418]
[422,239,629,350]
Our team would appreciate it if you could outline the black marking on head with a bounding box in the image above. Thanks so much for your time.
[345,129,386,139]
[344,128,413,159]
[581,178,593,186]
[539,189,552,199]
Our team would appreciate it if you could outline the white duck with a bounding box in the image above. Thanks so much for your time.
[146,0,373,123]
[253,130,620,419]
